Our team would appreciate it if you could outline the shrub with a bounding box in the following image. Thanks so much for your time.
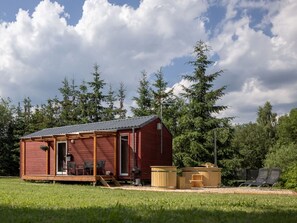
[282,163,297,190]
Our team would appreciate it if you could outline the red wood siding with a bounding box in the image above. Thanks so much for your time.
[68,138,93,166]
[25,142,48,175]
[68,136,115,174]
[140,118,173,179]
[96,136,115,174]
[117,118,172,180]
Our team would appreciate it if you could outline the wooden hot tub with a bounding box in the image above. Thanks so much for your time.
[151,166,177,189]
[182,167,221,188]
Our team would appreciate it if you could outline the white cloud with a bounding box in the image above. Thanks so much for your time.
[208,0,297,123]
[0,0,208,104]
[1,0,297,124]
[218,78,297,123]
[170,78,191,96]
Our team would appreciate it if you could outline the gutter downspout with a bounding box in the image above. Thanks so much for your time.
[132,127,136,168]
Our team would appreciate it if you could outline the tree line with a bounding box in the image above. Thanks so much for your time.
[0,41,296,188]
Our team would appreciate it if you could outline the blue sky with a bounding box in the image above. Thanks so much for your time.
[0,0,296,123]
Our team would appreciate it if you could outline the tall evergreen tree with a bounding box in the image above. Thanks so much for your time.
[151,68,173,118]
[173,41,231,167]
[78,80,90,123]
[44,97,60,127]
[58,77,72,125]
[117,82,127,119]
[29,105,47,132]
[104,84,117,121]
[23,97,32,134]
[58,77,79,125]
[69,78,80,123]
[88,64,106,122]
[131,71,153,117]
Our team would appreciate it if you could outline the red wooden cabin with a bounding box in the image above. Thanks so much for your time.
[20,115,172,185]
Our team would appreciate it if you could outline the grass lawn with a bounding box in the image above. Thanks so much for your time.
[0,178,296,223]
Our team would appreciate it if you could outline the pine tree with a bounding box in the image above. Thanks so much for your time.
[58,77,80,125]
[58,77,73,125]
[44,97,60,127]
[104,84,117,121]
[131,71,153,117]
[77,80,90,123]
[69,78,80,123]
[88,64,106,122]
[117,82,127,119]
[151,68,173,118]
[174,41,231,167]
[23,97,32,134]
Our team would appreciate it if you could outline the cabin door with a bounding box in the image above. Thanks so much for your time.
[57,141,67,174]
[119,135,129,176]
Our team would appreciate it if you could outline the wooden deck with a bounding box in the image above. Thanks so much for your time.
[22,175,121,187]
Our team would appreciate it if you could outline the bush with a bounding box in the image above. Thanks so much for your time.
[282,163,297,190]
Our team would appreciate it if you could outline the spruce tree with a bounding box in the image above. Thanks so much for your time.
[58,77,75,125]
[151,68,173,118]
[77,80,90,123]
[131,71,153,117]
[88,64,106,122]
[117,82,127,119]
[104,84,117,121]
[174,41,231,167]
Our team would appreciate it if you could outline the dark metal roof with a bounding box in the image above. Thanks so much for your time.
[22,115,158,139]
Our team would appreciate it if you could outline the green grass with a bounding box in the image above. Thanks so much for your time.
[0,178,296,223]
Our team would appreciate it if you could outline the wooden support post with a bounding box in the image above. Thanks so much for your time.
[114,135,117,177]
[22,141,26,176]
[54,137,57,176]
[45,143,49,175]
[93,134,97,177]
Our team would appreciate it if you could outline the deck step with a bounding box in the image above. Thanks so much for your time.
[111,176,121,187]
[98,176,111,187]
[98,176,121,187]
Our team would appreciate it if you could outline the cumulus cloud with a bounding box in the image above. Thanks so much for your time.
[209,0,297,123]
[1,0,297,124]
[167,0,297,124]
[217,78,297,123]
[0,0,208,104]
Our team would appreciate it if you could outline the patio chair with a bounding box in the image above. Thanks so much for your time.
[260,168,281,187]
[239,168,269,187]
[84,161,94,175]
[67,161,76,175]
[76,164,85,175]
[97,160,106,175]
